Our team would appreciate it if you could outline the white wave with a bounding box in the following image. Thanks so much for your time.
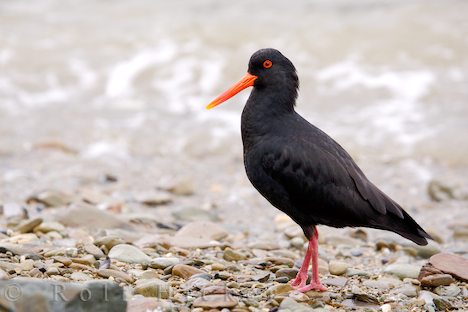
[316,59,434,102]
[69,58,97,90]
[316,59,435,145]
[106,41,176,98]
[0,49,13,65]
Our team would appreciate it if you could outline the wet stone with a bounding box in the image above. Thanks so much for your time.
[420,273,455,287]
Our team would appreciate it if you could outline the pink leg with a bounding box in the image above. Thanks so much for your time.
[291,227,327,292]
[290,234,313,288]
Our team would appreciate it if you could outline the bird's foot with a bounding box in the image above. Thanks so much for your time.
[296,281,327,293]
[290,271,309,288]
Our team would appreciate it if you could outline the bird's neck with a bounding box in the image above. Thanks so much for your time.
[241,87,296,151]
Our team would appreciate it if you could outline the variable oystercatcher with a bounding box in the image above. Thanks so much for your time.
[206,48,431,292]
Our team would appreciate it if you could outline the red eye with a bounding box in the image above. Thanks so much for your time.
[263,60,273,69]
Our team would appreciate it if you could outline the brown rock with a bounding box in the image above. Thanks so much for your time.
[134,191,172,206]
[418,263,443,280]
[15,218,43,234]
[171,264,205,280]
[202,285,228,295]
[429,253,468,282]
[275,268,299,279]
[192,294,238,308]
[69,263,96,271]
[267,283,294,295]
[52,256,72,266]
[420,274,455,287]
[94,236,125,250]
[264,257,294,267]
[83,243,105,259]
[133,279,171,298]
[71,254,96,266]
[97,269,134,283]
[27,190,72,207]
[166,179,195,196]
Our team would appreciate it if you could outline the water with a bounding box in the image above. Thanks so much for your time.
[1,0,467,230]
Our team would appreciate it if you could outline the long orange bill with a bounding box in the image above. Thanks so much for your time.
[206,73,258,109]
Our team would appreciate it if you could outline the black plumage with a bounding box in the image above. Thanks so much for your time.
[207,48,431,291]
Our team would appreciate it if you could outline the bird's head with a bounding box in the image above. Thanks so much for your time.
[206,48,298,109]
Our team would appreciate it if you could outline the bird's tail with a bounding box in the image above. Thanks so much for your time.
[373,208,432,246]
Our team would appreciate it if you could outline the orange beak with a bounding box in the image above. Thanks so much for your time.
[206,73,258,109]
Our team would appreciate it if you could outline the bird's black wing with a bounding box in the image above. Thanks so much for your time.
[260,136,430,244]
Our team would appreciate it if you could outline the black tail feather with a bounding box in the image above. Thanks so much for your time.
[371,207,432,246]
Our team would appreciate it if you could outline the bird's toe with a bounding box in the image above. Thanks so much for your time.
[296,282,327,293]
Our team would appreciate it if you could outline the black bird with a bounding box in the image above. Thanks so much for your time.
[206,48,431,292]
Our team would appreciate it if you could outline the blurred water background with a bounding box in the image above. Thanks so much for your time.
[1,0,467,236]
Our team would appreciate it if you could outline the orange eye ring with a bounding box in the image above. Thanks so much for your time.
[263,60,273,69]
